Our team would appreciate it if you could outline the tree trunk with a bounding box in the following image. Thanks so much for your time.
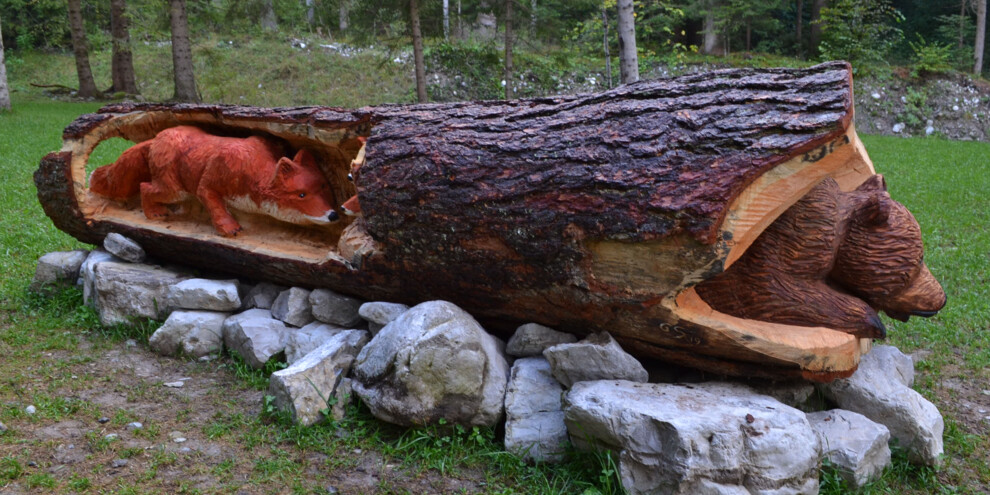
[602,7,612,88]
[169,0,199,102]
[702,5,721,55]
[0,15,10,111]
[746,19,751,52]
[67,0,100,98]
[796,0,803,51]
[35,63,933,382]
[339,0,349,32]
[959,0,967,49]
[616,0,638,84]
[457,0,462,38]
[976,0,987,75]
[410,0,428,103]
[504,0,514,99]
[260,0,278,31]
[530,0,537,34]
[306,0,314,25]
[110,0,139,95]
[810,0,825,53]
[443,0,450,40]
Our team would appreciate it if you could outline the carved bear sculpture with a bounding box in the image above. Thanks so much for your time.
[89,126,340,236]
[696,175,946,338]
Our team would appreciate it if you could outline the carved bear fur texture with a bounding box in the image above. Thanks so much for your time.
[89,126,340,236]
[696,175,946,338]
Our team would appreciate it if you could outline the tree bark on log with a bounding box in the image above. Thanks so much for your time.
[38,62,939,382]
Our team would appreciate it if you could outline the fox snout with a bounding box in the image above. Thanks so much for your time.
[878,263,946,322]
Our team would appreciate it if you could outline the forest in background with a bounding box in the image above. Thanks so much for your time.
[1,0,989,107]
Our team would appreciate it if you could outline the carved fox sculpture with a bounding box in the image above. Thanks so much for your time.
[89,126,340,236]
[696,175,946,339]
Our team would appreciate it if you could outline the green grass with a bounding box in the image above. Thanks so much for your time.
[2,95,989,493]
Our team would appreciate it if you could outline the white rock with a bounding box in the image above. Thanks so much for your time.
[31,250,89,291]
[241,282,285,310]
[504,358,568,462]
[892,123,905,133]
[351,301,510,427]
[953,105,960,111]
[78,249,118,308]
[819,345,943,466]
[309,289,364,327]
[358,301,410,335]
[269,330,370,426]
[93,261,190,326]
[808,409,891,488]
[126,422,142,430]
[543,332,648,388]
[103,233,146,263]
[163,381,184,388]
[25,405,36,415]
[925,125,935,135]
[564,381,821,495]
[149,310,228,358]
[222,309,292,369]
[271,287,314,327]
[285,321,346,364]
[870,91,881,99]
[167,279,241,312]
[506,323,577,357]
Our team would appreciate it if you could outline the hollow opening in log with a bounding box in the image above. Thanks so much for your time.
[71,111,378,267]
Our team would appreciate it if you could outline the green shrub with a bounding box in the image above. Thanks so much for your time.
[909,35,953,78]
[816,0,904,75]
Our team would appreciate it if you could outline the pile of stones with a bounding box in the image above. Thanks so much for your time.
[32,235,946,494]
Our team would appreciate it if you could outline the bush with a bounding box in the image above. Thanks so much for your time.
[816,0,904,75]
[909,35,953,78]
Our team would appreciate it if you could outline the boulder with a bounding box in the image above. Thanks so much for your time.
[358,301,410,335]
[309,288,364,327]
[504,357,568,462]
[149,310,228,358]
[819,345,943,467]
[241,282,286,310]
[93,261,190,326]
[564,381,821,495]
[268,330,370,426]
[807,409,891,488]
[103,232,146,263]
[351,300,510,427]
[30,250,89,292]
[285,322,347,365]
[271,287,314,327]
[543,332,648,388]
[78,249,118,307]
[222,309,292,369]
[166,279,241,312]
[505,323,577,358]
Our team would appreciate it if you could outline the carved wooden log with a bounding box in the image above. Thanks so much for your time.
[35,62,944,381]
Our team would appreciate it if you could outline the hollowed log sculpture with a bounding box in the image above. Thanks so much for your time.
[35,62,945,381]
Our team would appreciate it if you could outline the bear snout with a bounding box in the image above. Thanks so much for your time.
[879,263,946,320]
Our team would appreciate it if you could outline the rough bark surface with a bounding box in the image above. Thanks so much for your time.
[38,63,866,380]
[169,0,199,102]
[68,0,100,98]
[110,0,139,95]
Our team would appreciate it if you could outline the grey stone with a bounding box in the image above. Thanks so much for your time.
[504,357,568,462]
[242,282,286,310]
[543,332,648,388]
[819,345,943,467]
[111,459,128,468]
[149,310,228,358]
[808,409,891,488]
[25,405,36,415]
[126,422,142,431]
[506,323,577,358]
[310,288,364,327]
[564,381,821,495]
[163,381,184,388]
[271,288,314,327]
[0,421,7,432]
[285,321,347,365]
[103,232,147,263]
[750,381,817,410]
[167,279,241,312]
[30,250,89,291]
[79,249,118,307]
[222,309,292,369]
[352,300,510,427]
[93,261,190,326]
[359,301,410,335]
[269,330,370,426]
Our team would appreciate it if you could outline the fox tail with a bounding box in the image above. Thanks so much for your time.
[88,140,153,200]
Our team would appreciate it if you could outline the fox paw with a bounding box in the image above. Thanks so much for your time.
[216,220,242,237]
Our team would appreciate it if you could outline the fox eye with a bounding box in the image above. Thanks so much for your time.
[298,193,306,198]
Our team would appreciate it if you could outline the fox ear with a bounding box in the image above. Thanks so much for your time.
[856,174,887,192]
[292,149,317,169]
[859,194,891,226]
[272,157,299,186]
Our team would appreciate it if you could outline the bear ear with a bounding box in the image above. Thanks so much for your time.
[856,174,887,192]
[860,194,891,226]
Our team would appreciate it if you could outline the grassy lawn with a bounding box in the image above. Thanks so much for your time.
[0,98,987,493]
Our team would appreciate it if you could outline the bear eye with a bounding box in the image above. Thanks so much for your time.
[298,193,306,198]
